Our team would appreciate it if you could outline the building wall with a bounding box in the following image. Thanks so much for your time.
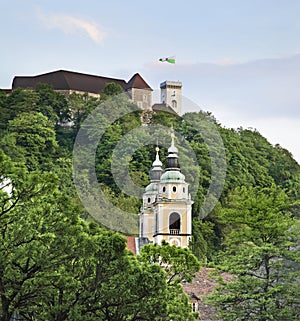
[128,88,152,110]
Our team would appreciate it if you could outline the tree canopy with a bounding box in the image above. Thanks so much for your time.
[0,86,300,320]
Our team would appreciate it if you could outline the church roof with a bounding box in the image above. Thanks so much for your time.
[12,70,151,95]
[126,73,153,90]
[160,170,185,183]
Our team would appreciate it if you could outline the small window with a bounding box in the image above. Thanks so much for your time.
[173,186,177,192]
[172,100,177,109]
[183,187,185,193]
[163,186,166,192]
[192,302,198,312]
[147,197,151,203]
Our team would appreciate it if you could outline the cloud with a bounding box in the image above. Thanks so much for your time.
[37,10,105,44]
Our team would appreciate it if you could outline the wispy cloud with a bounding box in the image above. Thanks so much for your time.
[37,9,105,44]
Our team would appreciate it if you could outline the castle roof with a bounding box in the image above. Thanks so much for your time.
[12,70,152,95]
[126,73,152,90]
[152,103,177,115]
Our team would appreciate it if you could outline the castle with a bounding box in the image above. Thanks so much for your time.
[10,70,183,115]
[10,69,191,249]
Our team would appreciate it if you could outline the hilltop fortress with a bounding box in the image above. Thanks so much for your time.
[9,70,183,115]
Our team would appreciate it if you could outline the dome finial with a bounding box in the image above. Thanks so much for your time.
[152,144,162,167]
[168,126,178,154]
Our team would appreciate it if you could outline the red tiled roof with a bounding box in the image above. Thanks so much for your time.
[183,268,232,321]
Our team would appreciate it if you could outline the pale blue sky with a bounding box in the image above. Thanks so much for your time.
[1,0,300,162]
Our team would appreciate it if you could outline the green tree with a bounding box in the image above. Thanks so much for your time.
[139,242,200,321]
[35,83,69,124]
[208,185,300,321]
[1,111,58,170]
[100,82,124,101]
[0,150,83,321]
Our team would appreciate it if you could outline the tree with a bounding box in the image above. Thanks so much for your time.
[1,111,58,170]
[35,83,70,124]
[208,185,300,321]
[139,242,201,321]
[0,150,83,321]
[100,82,124,101]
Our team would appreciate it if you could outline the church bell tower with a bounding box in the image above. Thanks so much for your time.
[139,130,193,248]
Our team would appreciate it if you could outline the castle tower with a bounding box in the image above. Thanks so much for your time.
[126,73,153,110]
[160,81,182,115]
[139,131,193,248]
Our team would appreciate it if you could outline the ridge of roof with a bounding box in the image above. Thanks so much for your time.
[12,69,128,94]
[126,73,153,90]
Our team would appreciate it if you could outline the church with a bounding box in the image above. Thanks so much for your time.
[9,69,191,247]
[138,130,193,249]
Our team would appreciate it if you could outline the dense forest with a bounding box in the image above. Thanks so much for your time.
[0,84,299,320]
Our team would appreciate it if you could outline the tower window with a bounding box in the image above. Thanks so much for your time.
[163,186,166,192]
[169,212,180,234]
[147,197,151,203]
[172,100,177,109]
[192,302,198,312]
[183,187,185,193]
[172,186,177,192]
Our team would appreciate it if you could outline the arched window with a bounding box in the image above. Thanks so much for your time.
[169,212,180,234]
[172,99,177,109]
[162,186,166,192]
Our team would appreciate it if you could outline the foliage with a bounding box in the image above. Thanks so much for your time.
[139,242,200,321]
[1,86,300,319]
[0,150,197,321]
[208,185,300,320]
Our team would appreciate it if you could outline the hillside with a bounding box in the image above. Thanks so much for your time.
[0,85,299,320]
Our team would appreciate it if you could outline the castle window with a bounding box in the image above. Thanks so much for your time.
[169,212,180,234]
[172,100,177,109]
[163,186,166,192]
[143,94,147,102]
[147,197,151,203]
[172,186,177,192]
[183,187,185,193]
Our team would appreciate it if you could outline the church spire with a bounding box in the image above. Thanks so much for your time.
[166,128,180,171]
[149,146,164,182]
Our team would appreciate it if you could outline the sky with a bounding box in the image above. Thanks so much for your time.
[1,0,300,163]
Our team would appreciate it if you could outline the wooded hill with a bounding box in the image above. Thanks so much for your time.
[0,84,299,320]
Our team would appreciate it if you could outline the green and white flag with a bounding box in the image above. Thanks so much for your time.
[159,56,175,64]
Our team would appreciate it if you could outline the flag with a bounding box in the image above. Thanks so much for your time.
[159,56,175,64]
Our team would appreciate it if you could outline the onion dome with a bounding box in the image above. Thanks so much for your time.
[160,170,185,183]
[144,182,159,194]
